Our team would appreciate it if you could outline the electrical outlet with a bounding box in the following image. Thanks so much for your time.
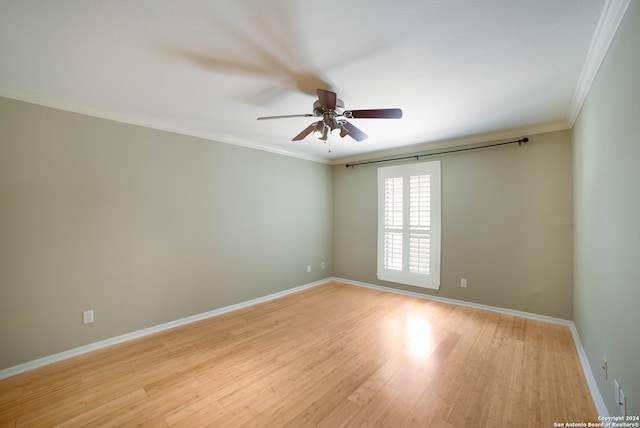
[619,386,626,416]
[602,359,608,380]
[460,278,467,288]
[307,265,311,273]
[83,310,94,324]
[321,262,326,269]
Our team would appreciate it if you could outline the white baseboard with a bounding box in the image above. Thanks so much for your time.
[0,278,330,380]
[331,277,608,417]
[333,277,573,325]
[0,276,609,418]
[569,324,609,417]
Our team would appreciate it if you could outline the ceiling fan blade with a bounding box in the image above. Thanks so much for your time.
[343,121,368,141]
[292,122,318,141]
[344,108,403,119]
[257,114,314,120]
[316,89,337,110]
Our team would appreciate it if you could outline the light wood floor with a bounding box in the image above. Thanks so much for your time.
[0,281,598,427]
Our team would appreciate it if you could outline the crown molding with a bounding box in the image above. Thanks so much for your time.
[6,0,627,169]
[568,0,630,124]
[0,84,575,168]
[0,87,330,165]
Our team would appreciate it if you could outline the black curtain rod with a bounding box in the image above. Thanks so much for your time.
[345,137,529,168]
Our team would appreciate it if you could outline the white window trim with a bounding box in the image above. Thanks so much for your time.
[377,161,441,289]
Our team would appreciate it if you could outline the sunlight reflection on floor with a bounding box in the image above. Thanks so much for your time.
[405,314,433,360]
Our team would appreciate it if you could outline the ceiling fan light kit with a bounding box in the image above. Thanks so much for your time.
[257,89,402,143]
[313,121,326,138]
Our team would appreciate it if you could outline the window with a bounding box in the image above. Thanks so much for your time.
[377,161,441,289]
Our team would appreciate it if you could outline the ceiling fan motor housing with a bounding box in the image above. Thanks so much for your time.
[313,99,344,116]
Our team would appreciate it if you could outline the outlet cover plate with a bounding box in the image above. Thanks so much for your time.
[83,310,94,324]
[619,387,626,416]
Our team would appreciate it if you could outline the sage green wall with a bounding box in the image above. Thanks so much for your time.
[333,130,573,319]
[0,97,333,370]
[573,2,639,417]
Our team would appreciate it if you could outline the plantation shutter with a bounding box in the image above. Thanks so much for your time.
[409,174,431,275]
[377,161,441,289]
[383,176,403,271]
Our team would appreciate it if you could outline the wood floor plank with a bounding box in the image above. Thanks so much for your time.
[0,281,598,427]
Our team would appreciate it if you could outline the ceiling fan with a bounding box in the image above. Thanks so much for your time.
[257,89,402,142]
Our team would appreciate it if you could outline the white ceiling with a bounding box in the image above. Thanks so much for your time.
[0,0,621,163]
